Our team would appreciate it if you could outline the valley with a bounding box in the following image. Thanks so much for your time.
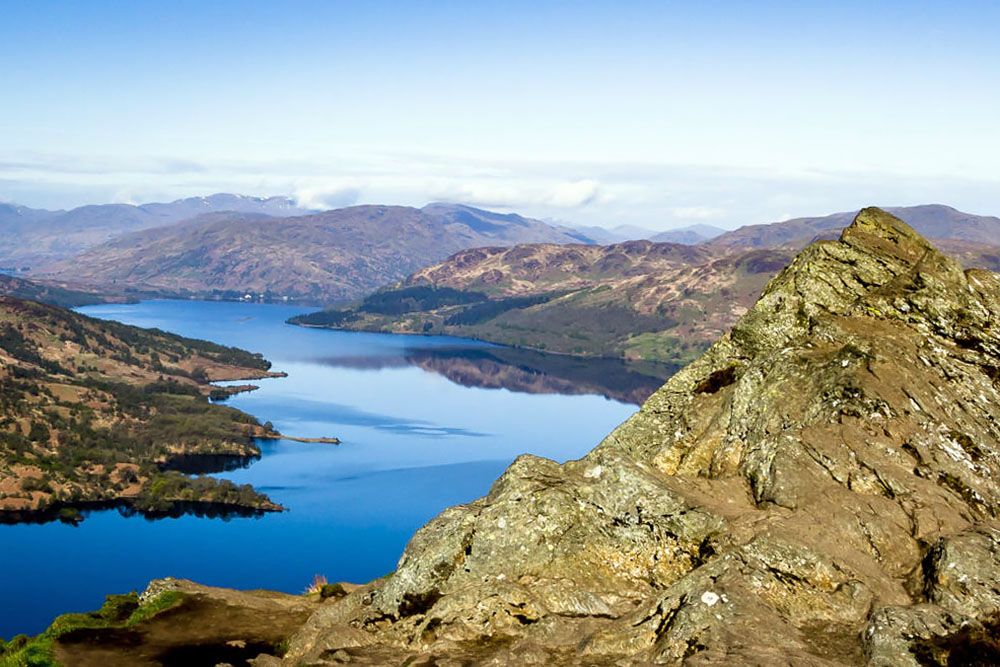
[7,5,999,664]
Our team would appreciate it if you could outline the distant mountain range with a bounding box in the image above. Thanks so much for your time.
[706,203,1000,250]
[36,203,597,302]
[10,196,1000,314]
[0,194,315,267]
[650,223,728,244]
[570,222,727,244]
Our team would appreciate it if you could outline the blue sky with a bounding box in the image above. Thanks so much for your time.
[1,1,999,229]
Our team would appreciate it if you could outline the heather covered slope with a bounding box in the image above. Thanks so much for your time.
[275,208,1000,664]
[0,274,113,308]
[0,296,284,521]
[290,241,801,364]
[295,205,1000,364]
[38,203,597,302]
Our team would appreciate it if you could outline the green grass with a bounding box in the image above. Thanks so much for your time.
[0,592,186,667]
[124,591,185,627]
[624,332,704,365]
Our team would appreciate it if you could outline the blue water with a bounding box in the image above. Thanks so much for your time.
[0,300,649,638]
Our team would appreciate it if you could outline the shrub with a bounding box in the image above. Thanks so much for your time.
[28,422,50,443]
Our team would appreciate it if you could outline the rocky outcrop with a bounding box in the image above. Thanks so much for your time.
[50,579,318,667]
[280,209,1000,665]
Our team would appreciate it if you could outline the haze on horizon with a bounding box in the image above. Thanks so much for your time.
[2,0,999,231]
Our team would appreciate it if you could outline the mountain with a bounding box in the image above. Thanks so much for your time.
[564,223,625,244]
[291,240,794,364]
[706,203,1000,251]
[0,194,315,267]
[422,203,599,244]
[565,223,724,245]
[0,274,115,308]
[25,209,1000,665]
[650,222,727,244]
[137,193,310,220]
[0,295,285,523]
[37,204,598,303]
[609,223,659,240]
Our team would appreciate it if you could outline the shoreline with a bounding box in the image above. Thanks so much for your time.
[289,319,685,369]
[0,496,283,527]
[258,432,341,445]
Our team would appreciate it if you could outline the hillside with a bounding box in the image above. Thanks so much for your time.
[37,204,599,303]
[0,194,315,268]
[0,295,285,522]
[290,241,811,364]
[706,203,1000,251]
[23,209,1000,665]
[0,274,116,308]
[293,205,1000,363]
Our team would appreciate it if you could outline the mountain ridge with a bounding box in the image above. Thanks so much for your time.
[0,194,316,267]
[36,203,600,303]
[705,203,1000,251]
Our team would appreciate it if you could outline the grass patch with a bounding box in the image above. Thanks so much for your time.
[125,591,185,627]
[0,592,186,666]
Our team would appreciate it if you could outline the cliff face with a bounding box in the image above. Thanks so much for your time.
[285,208,1000,665]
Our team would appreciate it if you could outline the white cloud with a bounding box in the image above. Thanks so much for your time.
[4,149,1000,233]
[546,179,601,207]
[669,205,725,220]
[292,182,361,211]
[431,178,602,211]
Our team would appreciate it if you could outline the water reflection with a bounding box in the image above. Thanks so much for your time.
[313,346,677,405]
[158,453,260,474]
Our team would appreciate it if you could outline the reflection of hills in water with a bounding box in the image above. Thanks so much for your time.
[315,346,678,405]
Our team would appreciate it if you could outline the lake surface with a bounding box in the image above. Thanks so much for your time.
[0,300,668,638]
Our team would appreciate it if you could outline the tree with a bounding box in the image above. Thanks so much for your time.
[28,421,50,443]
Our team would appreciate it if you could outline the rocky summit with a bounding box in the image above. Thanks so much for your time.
[29,208,1000,665]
